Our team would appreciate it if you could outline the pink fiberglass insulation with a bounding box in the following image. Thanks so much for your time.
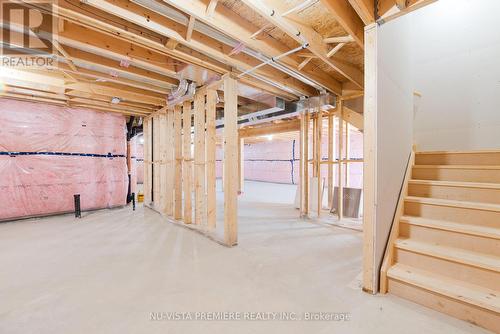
[215,129,363,186]
[0,99,127,221]
[129,135,144,195]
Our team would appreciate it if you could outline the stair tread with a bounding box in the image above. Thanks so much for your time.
[413,165,500,170]
[400,216,500,240]
[417,149,500,155]
[409,179,500,189]
[387,263,500,313]
[395,238,500,272]
[405,196,500,212]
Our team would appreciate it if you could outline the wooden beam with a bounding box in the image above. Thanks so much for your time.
[396,0,408,9]
[343,106,364,130]
[65,82,165,106]
[206,89,217,230]
[347,0,375,25]
[52,40,78,72]
[240,0,364,89]
[163,0,343,95]
[324,35,355,44]
[206,0,218,16]
[58,21,179,79]
[55,1,298,100]
[298,57,312,71]
[194,92,206,226]
[238,137,244,193]
[320,0,366,48]
[299,114,305,216]
[327,43,346,58]
[186,16,195,42]
[85,0,315,97]
[238,119,301,138]
[174,105,183,220]
[377,0,438,24]
[223,75,238,246]
[165,38,179,50]
[182,100,193,224]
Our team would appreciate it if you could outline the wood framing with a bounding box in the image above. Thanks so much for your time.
[316,105,323,216]
[320,0,365,48]
[182,101,193,224]
[328,111,335,206]
[165,109,174,216]
[194,92,206,226]
[363,23,377,294]
[206,89,217,229]
[153,115,160,210]
[144,117,153,205]
[174,105,183,220]
[380,147,415,293]
[223,75,239,246]
[337,100,344,219]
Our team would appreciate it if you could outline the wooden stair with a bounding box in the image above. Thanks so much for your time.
[381,150,500,333]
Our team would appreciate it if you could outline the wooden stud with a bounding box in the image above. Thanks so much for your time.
[345,122,350,187]
[182,101,193,224]
[312,115,317,177]
[223,75,238,246]
[363,24,378,294]
[304,111,310,216]
[337,99,344,220]
[327,111,334,207]
[174,105,183,220]
[299,114,305,216]
[143,117,152,205]
[186,15,195,42]
[159,111,168,214]
[153,115,160,210]
[194,92,206,226]
[316,105,322,217]
[206,89,217,229]
[238,137,245,193]
[165,109,174,216]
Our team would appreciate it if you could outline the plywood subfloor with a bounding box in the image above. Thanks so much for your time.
[0,181,489,334]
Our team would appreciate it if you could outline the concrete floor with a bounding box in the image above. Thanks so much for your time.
[0,181,489,334]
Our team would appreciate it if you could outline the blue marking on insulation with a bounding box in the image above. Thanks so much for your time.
[0,151,126,158]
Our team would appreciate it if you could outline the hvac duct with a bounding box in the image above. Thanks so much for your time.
[131,0,325,95]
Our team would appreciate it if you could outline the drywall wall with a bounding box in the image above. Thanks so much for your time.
[368,16,415,290]
[410,0,500,150]
[367,0,500,291]
[0,99,127,221]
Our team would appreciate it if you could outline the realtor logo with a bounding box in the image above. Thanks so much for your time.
[0,0,57,66]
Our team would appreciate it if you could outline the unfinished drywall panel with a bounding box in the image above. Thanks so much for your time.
[410,0,500,151]
[375,15,414,283]
[363,18,414,291]
[0,99,127,221]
